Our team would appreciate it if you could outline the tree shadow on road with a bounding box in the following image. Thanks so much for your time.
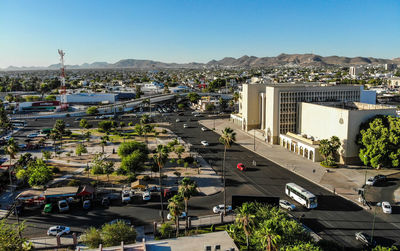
[316,195,363,212]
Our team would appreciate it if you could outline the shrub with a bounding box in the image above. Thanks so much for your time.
[142,175,150,181]
[173,171,181,177]
[68,179,80,186]
[162,129,167,134]
[159,222,174,239]
[161,174,168,179]
[82,227,102,248]
[101,221,136,247]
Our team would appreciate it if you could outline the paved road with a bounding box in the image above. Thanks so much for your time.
[4,110,400,248]
[162,112,400,248]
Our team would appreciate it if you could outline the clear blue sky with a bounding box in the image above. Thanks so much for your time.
[1,0,399,68]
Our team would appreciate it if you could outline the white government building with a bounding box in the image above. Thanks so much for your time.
[231,83,397,164]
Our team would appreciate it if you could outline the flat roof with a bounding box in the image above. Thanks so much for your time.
[146,231,238,251]
[45,186,79,198]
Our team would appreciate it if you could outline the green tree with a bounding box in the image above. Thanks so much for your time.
[179,177,197,232]
[135,85,143,99]
[178,103,185,110]
[100,135,110,153]
[140,114,150,124]
[118,141,148,157]
[187,92,200,104]
[167,194,184,237]
[101,221,136,247]
[282,242,322,251]
[18,159,53,187]
[134,123,144,138]
[98,121,113,134]
[0,219,30,250]
[45,95,56,101]
[219,127,236,215]
[236,202,255,250]
[205,103,215,112]
[41,150,52,162]
[159,222,174,239]
[4,137,19,188]
[86,106,99,115]
[154,144,170,222]
[358,116,400,169]
[120,150,147,174]
[76,144,88,156]
[318,136,341,167]
[174,145,185,160]
[79,119,90,130]
[256,219,282,251]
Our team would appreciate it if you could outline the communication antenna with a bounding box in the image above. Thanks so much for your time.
[58,49,68,110]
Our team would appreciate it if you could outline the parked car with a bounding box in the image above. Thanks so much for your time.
[183,124,188,128]
[178,113,184,116]
[279,200,296,211]
[176,119,180,122]
[355,232,376,247]
[43,203,53,213]
[382,201,392,214]
[194,113,201,117]
[58,200,69,212]
[366,175,386,186]
[75,118,82,121]
[122,191,131,203]
[201,140,209,146]
[213,204,232,214]
[101,197,110,207]
[27,133,38,138]
[201,127,208,132]
[47,226,70,236]
[142,191,151,201]
[83,200,91,210]
[237,163,246,171]
[167,212,187,220]
[108,219,131,226]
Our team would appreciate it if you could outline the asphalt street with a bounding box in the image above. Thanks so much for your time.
[4,110,400,248]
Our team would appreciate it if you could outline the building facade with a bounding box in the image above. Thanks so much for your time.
[235,83,395,164]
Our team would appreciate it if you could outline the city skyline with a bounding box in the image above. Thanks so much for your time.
[1,0,399,68]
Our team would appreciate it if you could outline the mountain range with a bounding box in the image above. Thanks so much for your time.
[2,54,400,71]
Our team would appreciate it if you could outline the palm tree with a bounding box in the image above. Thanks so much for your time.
[179,177,197,233]
[256,220,282,251]
[219,127,236,215]
[140,114,150,125]
[134,123,144,140]
[236,203,255,250]
[143,124,154,144]
[100,135,109,153]
[167,194,184,237]
[153,144,170,223]
[3,138,19,190]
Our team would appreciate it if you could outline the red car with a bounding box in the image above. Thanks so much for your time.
[237,163,246,171]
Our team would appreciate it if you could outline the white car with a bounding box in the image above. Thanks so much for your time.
[213,204,232,214]
[382,201,392,214]
[167,212,187,220]
[183,124,188,128]
[58,200,69,212]
[176,119,180,122]
[142,191,151,201]
[121,191,131,203]
[47,226,70,236]
[201,127,208,132]
[27,133,38,138]
[201,141,209,146]
[194,114,201,117]
[279,200,296,211]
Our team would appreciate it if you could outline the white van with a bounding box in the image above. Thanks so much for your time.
[58,200,69,212]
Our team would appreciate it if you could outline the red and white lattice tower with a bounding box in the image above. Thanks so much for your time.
[58,49,68,110]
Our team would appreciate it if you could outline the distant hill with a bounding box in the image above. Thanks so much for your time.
[1,53,399,71]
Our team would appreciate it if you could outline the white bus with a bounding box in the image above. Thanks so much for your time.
[285,183,317,209]
[11,120,27,127]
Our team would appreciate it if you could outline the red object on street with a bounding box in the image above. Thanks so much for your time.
[237,163,246,171]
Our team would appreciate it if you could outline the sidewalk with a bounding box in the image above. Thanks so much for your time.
[199,118,399,209]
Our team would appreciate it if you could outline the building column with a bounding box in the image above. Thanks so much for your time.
[261,94,265,130]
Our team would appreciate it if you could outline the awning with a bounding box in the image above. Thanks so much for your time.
[77,185,95,197]
[45,186,79,198]
[131,179,147,189]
